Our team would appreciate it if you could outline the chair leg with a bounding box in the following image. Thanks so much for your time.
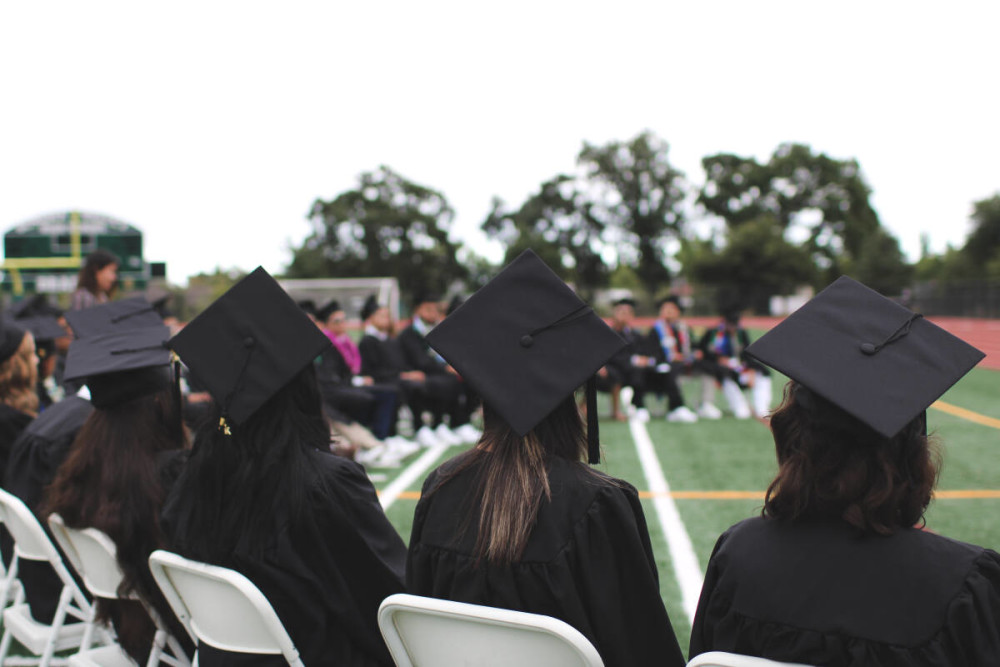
[0,624,14,666]
[38,587,73,667]
[146,629,166,667]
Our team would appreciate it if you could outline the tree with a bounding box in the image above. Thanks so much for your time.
[482,177,608,300]
[849,227,914,295]
[481,131,687,299]
[682,216,816,313]
[287,166,467,300]
[578,131,687,295]
[962,193,1000,275]
[699,143,884,282]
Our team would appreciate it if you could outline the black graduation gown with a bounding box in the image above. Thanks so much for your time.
[407,455,686,667]
[0,403,34,482]
[690,517,1000,666]
[2,396,93,623]
[162,448,406,667]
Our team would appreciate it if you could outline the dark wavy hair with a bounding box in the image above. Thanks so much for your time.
[762,382,941,535]
[42,385,187,660]
[76,249,119,296]
[434,394,600,565]
[166,364,330,562]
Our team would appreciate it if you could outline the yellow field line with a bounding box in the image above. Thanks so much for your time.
[930,400,1000,429]
[384,489,1000,500]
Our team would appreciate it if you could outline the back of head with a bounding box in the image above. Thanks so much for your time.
[764,383,939,535]
[166,364,329,561]
[0,329,38,415]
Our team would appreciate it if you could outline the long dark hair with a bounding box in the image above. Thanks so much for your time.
[166,364,330,562]
[76,249,118,296]
[42,385,187,657]
[438,394,593,564]
[763,382,940,535]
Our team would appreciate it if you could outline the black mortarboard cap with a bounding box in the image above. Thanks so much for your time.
[613,297,637,309]
[745,276,985,439]
[64,297,163,339]
[167,266,332,426]
[412,292,442,309]
[0,320,27,364]
[359,295,380,322]
[297,299,318,317]
[426,249,625,463]
[62,325,173,407]
[446,295,464,317]
[10,294,62,319]
[15,316,67,344]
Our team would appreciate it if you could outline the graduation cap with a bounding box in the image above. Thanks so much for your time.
[14,316,68,359]
[613,297,637,309]
[0,320,27,364]
[64,297,163,339]
[10,294,62,320]
[297,299,318,318]
[62,324,174,408]
[167,266,332,428]
[425,249,625,463]
[745,276,985,439]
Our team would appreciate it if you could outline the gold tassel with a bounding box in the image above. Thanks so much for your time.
[218,416,232,436]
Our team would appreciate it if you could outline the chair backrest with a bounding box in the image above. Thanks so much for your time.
[0,488,88,609]
[377,593,604,667]
[47,513,128,600]
[687,651,817,667]
[148,550,301,665]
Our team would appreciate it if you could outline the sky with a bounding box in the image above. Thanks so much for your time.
[2,1,997,286]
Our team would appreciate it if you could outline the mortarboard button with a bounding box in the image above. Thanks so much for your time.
[520,335,533,348]
[860,342,876,355]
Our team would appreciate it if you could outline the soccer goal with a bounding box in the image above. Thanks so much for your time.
[278,276,400,324]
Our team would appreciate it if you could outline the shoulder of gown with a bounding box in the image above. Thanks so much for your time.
[691,516,1000,665]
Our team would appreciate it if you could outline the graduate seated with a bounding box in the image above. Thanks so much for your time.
[407,251,686,667]
[163,268,407,667]
[697,309,772,419]
[641,295,709,422]
[396,292,480,447]
[42,318,192,662]
[0,321,39,476]
[689,277,1000,666]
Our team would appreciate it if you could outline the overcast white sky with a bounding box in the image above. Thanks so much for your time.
[2,2,997,285]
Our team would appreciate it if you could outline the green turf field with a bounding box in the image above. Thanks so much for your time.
[371,365,1000,658]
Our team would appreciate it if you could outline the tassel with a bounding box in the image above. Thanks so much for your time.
[587,376,600,464]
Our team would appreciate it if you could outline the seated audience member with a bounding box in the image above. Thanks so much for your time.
[0,322,39,475]
[316,300,401,443]
[10,295,72,409]
[163,268,406,667]
[698,309,771,419]
[642,295,705,422]
[43,322,192,662]
[69,249,118,311]
[689,276,999,665]
[396,293,479,445]
[407,251,685,667]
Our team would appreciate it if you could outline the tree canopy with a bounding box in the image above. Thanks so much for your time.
[286,166,467,299]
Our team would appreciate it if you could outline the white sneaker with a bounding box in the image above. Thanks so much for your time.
[722,378,752,419]
[697,403,723,420]
[356,445,402,468]
[667,406,699,423]
[620,386,634,406]
[435,423,463,446]
[634,407,651,423]
[385,436,420,456]
[453,423,482,444]
[415,425,442,448]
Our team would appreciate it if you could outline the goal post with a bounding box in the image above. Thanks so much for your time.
[278,276,401,325]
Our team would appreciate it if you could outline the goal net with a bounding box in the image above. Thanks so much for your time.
[278,276,401,325]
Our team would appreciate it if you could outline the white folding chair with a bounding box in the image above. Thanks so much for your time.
[47,515,190,667]
[147,551,302,667]
[687,651,817,667]
[377,593,604,667]
[0,489,95,667]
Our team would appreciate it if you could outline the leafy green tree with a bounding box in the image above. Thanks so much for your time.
[848,227,914,295]
[482,177,608,300]
[962,193,1000,275]
[578,131,687,295]
[287,166,466,300]
[682,216,816,312]
[699,143,883,282]
[481,131,686,299]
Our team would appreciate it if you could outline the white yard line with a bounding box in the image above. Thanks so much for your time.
[628,418,704,627]
[379,441,451,511]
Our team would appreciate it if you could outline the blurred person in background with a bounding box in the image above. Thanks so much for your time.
[698,309,772,419]
[70,249,119,311]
